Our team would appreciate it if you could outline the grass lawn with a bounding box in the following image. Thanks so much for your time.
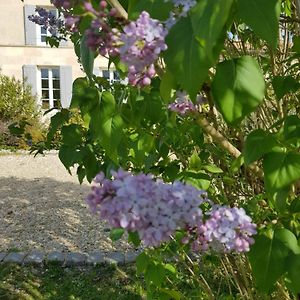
[0,263,145,300]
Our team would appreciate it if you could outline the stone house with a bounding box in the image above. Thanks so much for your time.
[0,0,114,110]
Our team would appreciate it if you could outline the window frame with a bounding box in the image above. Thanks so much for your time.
[39,67,61,110]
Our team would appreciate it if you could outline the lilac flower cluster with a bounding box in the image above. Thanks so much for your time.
[87,169,257,252]
[190,206,257,253]
[86,169,208,247]
[119,12,168,87]
[28,7,64,35]
[168,91,200,116]
[83,1,123,57]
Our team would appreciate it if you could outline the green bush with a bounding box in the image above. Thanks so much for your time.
[0,74,45,149]
[0,74,40,121]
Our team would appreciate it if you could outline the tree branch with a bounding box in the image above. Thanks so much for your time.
[107,0,128,19]
[196,116,263,177]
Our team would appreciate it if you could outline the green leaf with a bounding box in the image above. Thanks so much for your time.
[80,33,95,78]
[59,145,76,173]
[191,0,233,62]
[165,17,206,99]
[61,124,82,147]
[283,115,300,142]
[110,228,125,241]
[263,150,300,193]
[163,263,176,274]
[128,0,173,20]
[243,129,278,166]
[81,145,100,182]
[165,0,233,99]
[99,115,124,163]
[128,231,141,247]
[70,78,99,121]
[212,56,265,125]
[272,76,300,100]
[275,228,300,255]
[202,164,223,174]
[237,0,281,49]
[290,198,300,213]
[248,229,290,292]
[136,252,150,275]
[160,289,183,300]
[77,165,86,184]
[292,35,300,53]
[160,70,176,103]
[286,254,300,293]
[189,152,202,171]
[145,264,166,287]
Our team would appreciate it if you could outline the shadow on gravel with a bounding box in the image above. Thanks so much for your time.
[0,176,121,252]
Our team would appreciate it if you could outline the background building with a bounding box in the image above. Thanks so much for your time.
[0,0,112,110]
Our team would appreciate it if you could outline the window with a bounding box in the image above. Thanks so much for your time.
[40,68,61,109]
[100,69,120,83]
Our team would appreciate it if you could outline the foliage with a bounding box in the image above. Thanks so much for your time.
[0,74,45,149]
[32,0,300,298]
[0,74,39,121]
[0,263,144,300]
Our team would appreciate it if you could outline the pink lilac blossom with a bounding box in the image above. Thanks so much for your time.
[119,11,168,87]
[86,168,209,247]
[190,206,257,253]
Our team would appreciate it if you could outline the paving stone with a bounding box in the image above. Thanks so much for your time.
[87,251,104,265]
[0,252,7,262]
[104,252,125,265]
[47,251,65,264]
[24,251,44,265]
[125,251,140,263]
[4,252,26,264]
[65,252,87,266]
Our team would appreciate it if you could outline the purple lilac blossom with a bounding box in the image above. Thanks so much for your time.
[87,169,257,253]
[191,205,257,253]
[86,168,209,247]
[28,7,64,36]
[119,11,168,87]
[51,0,72,9]
[168,91,199,116]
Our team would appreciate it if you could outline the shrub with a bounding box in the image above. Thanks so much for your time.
[0,74,40,121]
[0,74,45,149]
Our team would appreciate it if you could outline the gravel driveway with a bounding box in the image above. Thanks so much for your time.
[0,152,131,253]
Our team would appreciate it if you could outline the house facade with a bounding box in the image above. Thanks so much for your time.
[0,0,110,110]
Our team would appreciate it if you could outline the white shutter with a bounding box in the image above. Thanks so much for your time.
[93,68,101,76]
[23,65,38,97]
[24,5,37,45]
[59,66,73,108]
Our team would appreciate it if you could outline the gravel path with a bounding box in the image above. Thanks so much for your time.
[0,152,132,253]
